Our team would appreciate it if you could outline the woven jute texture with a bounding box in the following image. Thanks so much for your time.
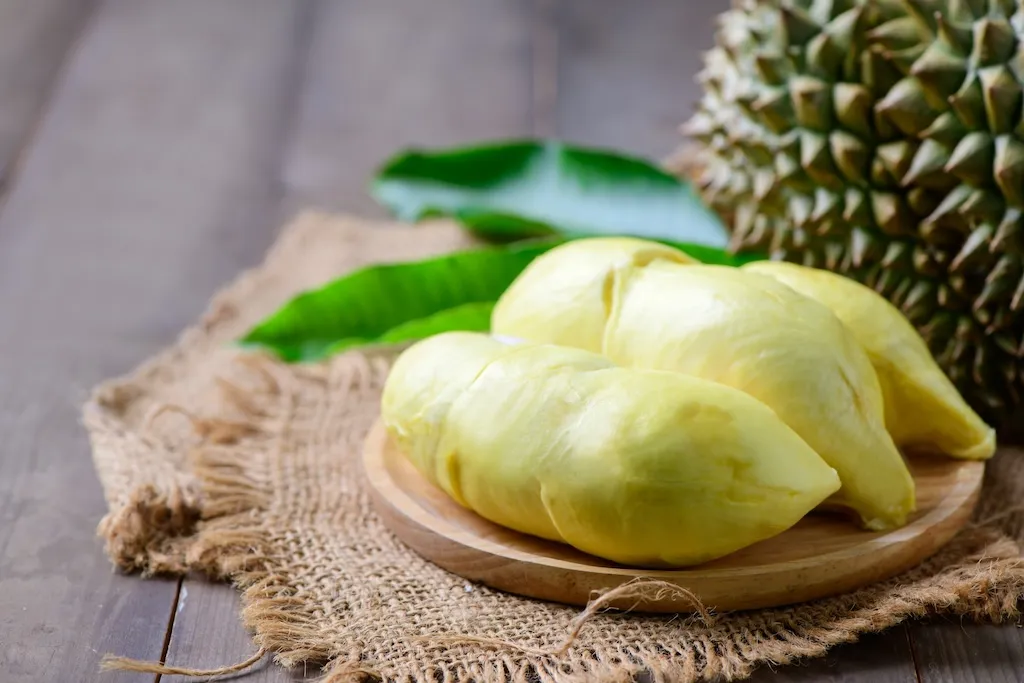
[85,211,1024,683]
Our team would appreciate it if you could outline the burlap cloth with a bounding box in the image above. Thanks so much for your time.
[85,211,1024,683]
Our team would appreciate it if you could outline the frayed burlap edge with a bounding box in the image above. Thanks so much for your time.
[85,210,1024,683]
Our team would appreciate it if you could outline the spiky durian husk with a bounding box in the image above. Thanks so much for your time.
[686,0,1024,426]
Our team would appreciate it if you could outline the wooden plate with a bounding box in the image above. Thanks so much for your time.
[362,420,984,613]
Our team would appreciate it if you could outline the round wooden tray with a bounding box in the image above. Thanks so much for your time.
[362,420,985,613]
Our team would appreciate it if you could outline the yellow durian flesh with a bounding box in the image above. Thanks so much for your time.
[742,260,996,461]
[381,331,841,567]
[491,237,695,352]
[602,263,915,530]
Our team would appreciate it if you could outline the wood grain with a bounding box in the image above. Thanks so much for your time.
[911,620,1024,683]
[164,1,540,679]
[556,0,727,159]
[0,0,96,188]
[0,0,311,680]
[364,421,984,613]
[159,584,319,683]
[746,631,920,682]
[279,0,535,218]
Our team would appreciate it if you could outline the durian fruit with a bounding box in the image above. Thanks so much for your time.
[381,331,841,567]
[744,259,996,458]
[684,0,1024,428]
[493,241,917,531]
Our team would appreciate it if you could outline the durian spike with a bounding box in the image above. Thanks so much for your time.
[831,131,871,183]
[988,307,1016,333]
[994,135,1024,208]
[863,44,904,95]
[752,88,795,133]
[868,16,928,50]
[978,65,1023,135]
[844,186,872,224]
[974,255,1020,309]
[780,1,821,44]
[910,43,970,102]
[902,280,937,319]
[949,0,984,21]
[935,12,974,53]
[881,241,912,268]
[754,51,790,85]
[872,191,915,235]
[824,241,845,269]
[823,6,864,77]
[936,283,957,311]
[833,83,876,138]
[807,32,846,79]
[882,46,929,78]
[992,208,1024,251]
[811,186,841,222]
[791,76,833,130]
[921,311,957,350]
[944,131,995,186]
[908,187,941,216]
[990,0,1017,18]
[877,140,918,180]
[958,188,1004,223]
[800,131,841,185]
[776,148,805,184]
[950,224,995,272]
[876,77,937,135]
[850,227,881,266]
[912,245,941,276]
[903,138,951,186]
[1011,272,1024,311]
[891,277,914,310]
[993,332,1018,354]
[948,76,986,129]
[808,0,853,22]
[791,195,815,227]
[925,182,973,225]
[897,0,939,32]
[919,111,967,146]
[972,17,1017,67]
[973,344,994,385]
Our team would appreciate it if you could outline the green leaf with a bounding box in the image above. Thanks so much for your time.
[239,239,559,362]
[372,139,730,248]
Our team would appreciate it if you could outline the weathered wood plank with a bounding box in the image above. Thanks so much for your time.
[160,1,539,679]
[745,630,919,682]
[0,0,96,188]
[160,584,318,683]
[911,620,1024,683]
[0,0,311,680]
[280,0,535,217]
[556,0,727,160]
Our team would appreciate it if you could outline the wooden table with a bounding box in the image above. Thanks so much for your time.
[0,1,1019,681]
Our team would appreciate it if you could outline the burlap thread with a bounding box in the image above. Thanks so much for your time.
[85,211,1024,682]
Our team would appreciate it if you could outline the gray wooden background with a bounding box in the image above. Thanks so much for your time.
[0,1,1020,681]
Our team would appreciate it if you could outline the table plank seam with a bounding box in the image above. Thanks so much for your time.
[153,577,184,683]
[906,623,925,683]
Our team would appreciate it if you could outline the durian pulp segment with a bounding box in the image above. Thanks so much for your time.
[599,262,917,530]
[685,0,1024,427]
[744,260,996,459]
[381,331,842,567]
[490,237,696,353]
